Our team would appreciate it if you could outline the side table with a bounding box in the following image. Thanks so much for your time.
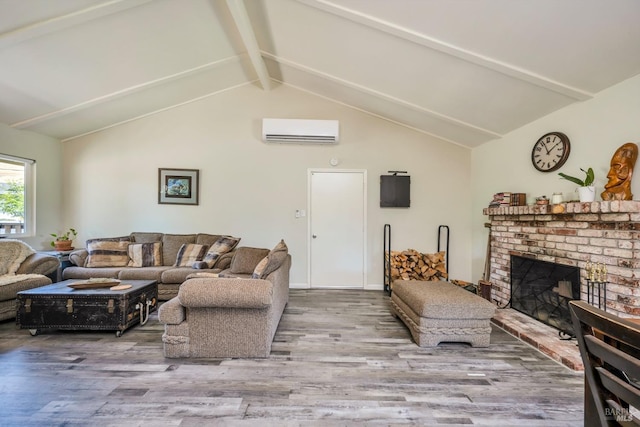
[38,249,76,282]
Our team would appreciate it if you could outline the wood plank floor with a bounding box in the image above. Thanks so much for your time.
[0,289,584,426]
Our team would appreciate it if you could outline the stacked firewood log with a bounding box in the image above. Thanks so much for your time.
[387,249,447,282]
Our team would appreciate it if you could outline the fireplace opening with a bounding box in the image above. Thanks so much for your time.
[510,255,580,336]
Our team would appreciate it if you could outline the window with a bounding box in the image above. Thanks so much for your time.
[0,154,35,237]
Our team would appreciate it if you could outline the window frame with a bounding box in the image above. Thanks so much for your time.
[0,153,36,238]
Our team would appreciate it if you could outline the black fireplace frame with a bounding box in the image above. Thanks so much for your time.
[510,255,580,336]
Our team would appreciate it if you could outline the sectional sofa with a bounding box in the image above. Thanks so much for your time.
[159,242,291,358]
[63,232,240,300]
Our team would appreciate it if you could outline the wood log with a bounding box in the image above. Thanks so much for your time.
[388,249,447,282]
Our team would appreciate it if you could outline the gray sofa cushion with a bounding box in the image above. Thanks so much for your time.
[392,280,496,319]
[229,247,270,274]
[161,267,222,285]
[162,234,196,266]
[196,233,222,246]
[62,266,124,280]
[131,232,163,243]
[118,266,172,282]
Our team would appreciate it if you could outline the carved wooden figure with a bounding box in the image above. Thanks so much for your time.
[601,142,638,201]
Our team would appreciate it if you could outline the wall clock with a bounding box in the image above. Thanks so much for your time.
[531,131,571,172]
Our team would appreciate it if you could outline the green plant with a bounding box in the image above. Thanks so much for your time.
[0,180,24,220]
[558,167,594,187]
[50,228,77,247]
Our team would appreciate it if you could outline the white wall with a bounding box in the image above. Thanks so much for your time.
[0,123,63,249]
[471,74,640,280]
[62,83,472,286]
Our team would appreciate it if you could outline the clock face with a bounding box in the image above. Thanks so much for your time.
[531,132,571,172]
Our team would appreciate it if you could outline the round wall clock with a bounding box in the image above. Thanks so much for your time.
[531,131,571,172]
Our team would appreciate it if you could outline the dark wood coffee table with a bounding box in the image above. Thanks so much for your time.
[16,279,158,337]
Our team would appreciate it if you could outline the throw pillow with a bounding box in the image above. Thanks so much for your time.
[174,243,208,267]
[252,239,288,279]
[201,235,241,268]
[229,247,270,274]
[127,242,163,267]
[85,239,131,268]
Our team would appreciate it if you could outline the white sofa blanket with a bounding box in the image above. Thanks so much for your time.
[0,239,35,276]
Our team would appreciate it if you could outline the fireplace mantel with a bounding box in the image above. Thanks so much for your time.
[483,200,640,216]
[484,200,640,318]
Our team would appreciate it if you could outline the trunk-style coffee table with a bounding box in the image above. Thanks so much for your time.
[16,279,158,337]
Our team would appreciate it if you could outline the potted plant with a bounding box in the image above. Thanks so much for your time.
[50,228,77,251]
[558,168,595,202]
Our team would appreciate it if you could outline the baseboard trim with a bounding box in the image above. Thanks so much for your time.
[289,283,384,291]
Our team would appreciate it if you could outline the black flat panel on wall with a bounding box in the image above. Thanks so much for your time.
[380,175,410,208]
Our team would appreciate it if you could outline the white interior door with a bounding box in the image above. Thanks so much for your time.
[309,170,366,288]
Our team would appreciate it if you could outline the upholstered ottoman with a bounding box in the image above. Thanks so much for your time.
[390,280,496,347]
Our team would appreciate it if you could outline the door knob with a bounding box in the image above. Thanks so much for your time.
[312,234,317,238]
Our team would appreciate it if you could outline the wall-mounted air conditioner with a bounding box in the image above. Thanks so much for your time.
[262,118,339,143]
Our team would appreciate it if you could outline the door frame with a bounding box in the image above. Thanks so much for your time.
[307,168,368,288]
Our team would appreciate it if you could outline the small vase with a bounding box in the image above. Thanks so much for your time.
[578,186,596,202]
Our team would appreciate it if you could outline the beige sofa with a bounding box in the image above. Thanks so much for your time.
[63,232,239,301]
[0,239,59,321]
[158,243,290,358]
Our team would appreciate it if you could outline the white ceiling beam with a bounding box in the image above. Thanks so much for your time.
[296,0,593,101]
[262,52,502,140]
[11,56,244,130]
[225,0,271,90]
[0,0,154,50]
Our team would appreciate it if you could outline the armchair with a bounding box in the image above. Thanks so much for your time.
[0,239,59,321]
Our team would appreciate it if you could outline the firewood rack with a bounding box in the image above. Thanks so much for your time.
[384,224,392,295]
[437,225,449,280]
[383,224,450,295]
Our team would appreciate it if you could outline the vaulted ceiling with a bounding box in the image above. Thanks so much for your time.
[1,0,639,147]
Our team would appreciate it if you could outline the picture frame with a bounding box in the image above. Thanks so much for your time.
[158,168,199,205]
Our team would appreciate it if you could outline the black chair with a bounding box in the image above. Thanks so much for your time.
[569,300,640,426]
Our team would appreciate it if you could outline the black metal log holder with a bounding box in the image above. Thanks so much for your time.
[437,225,449,280]
[384,224,391,295]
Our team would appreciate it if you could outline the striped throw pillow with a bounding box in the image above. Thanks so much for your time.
[128,242,163,267]
[86,240,130,268]
[174,243,208,267]
[201,236,241,268]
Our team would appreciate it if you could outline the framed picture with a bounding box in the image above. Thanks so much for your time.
[158,168,199,205]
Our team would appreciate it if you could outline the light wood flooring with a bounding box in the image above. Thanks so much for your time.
[0,289,584,426]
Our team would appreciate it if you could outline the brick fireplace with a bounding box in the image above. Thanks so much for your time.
[483,200,640,319]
